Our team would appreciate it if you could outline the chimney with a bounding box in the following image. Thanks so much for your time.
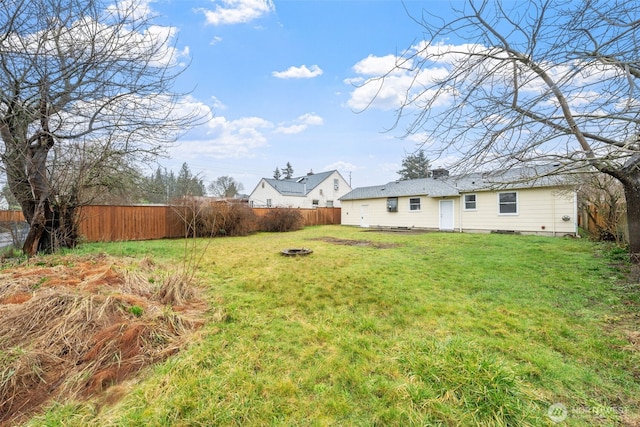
[432,168,449,179]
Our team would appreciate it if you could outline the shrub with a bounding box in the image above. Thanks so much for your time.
[176,199,258,237]
[259,208,304,232]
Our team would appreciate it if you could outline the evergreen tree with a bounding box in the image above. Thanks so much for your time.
[273,167,282,180]
[397,150,430,180]
[141,163,204,203]
[175,163,205,198]
[145,168,167,203]
[283,162,294,179]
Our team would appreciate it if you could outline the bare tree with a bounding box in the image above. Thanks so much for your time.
[208,176,244,198]
[578,173,627,244]
[0,0,198,255]
[372,0,640,259]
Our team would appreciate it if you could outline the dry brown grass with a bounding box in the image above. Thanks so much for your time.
[0,254,205,426]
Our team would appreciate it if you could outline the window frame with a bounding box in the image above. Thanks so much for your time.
[464,194,477,211]
[266,198,272,208]
[409,197,421,211]
[387,197,398,212]
[498,191,518,215]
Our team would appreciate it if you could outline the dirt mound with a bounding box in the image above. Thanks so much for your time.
[0,254,205,426]
[310,236,400,248]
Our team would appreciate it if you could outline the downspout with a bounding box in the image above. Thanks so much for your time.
[459,195,463,233]
[552,192,556,237]
[573,189,578,236]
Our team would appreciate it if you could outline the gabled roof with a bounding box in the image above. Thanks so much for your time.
[263,170,338,196]
[340,164,573,201]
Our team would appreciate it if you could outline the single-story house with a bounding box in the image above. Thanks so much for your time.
[249,170,352,209]
[339,165,578,236]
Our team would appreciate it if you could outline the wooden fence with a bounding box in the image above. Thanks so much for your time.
[78,205,186,242]
[0,206,342,243]
[578,204,628,242]
[0,210,25,223]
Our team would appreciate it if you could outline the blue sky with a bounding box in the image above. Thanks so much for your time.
[142,0,460,192]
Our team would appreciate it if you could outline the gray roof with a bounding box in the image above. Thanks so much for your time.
[340,178,459,201]
[340,164,573,201]
[264,170,337,196]
[450,164,572,192]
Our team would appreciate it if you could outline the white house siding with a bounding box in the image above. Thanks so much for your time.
[459,187,576,236]
[341,187,576,236]
[249,171,351,208]
[249,180,299,207]
[341,196,459,230]
[308,171,350,208]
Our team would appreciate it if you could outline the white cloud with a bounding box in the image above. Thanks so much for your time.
[199,0,275,26]
[346,73,417,111]
[324,161,358,172]
[352,54,405,77]
[210,96,227,111]
[107,0,155,20]
[274,124,307,135]
[274,113,323,134]
[298,113,324,126]
[272,64,323,79]
[345,45,463,111]
[175,115,273,159]
[210,36,223,45]
[6,9,190,69]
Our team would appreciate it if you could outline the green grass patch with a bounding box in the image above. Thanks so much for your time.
[32,227,640,426]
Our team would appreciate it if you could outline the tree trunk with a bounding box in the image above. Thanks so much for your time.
[622,176,640,262]
[22,134,54,256]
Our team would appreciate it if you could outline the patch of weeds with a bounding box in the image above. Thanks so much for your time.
[30,277,49,290]
[606,245,631,263]
[0,246,22,261]
[128,305,144,318]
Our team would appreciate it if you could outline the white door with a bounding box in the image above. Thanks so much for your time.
[360,204,369,228]
[439,200,454,231]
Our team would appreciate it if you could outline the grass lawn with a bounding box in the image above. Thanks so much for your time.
[29,226,639,426]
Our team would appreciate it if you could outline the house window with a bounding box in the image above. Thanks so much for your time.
[312,199,319,207]
[464,194,477,210]
[498,192,517,214]
[334,179,339,191]
[266,199,272,208]
[387,197,398,212]
[326,200,334,207]
[409,197,421,211]
[261,182,265,189]
[319,189,324,196]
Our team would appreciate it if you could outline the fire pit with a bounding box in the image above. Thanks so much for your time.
[281,248,313,256]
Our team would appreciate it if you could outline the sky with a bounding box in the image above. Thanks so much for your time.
[142,0,461,192]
